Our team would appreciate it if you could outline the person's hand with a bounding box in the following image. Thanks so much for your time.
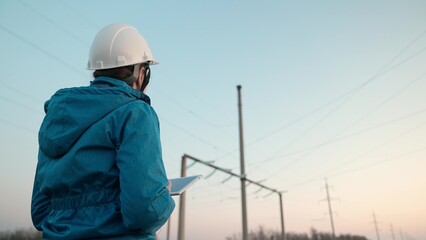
[167,180,172,192]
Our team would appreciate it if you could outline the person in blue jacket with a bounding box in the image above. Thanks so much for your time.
[31,24,175,239]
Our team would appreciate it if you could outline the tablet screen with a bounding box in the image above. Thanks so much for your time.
[169,175,202,196]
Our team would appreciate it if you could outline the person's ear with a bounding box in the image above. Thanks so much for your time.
[132,66,145,90]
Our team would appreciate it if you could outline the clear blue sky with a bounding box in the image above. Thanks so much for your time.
[1,1,425,239]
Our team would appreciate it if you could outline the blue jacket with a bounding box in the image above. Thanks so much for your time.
[31,77,175,239]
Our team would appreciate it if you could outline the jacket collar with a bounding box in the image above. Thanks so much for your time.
[91,77,151,105]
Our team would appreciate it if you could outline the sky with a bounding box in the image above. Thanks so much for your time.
[0,0,425,240]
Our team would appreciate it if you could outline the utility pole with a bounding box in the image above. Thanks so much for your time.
[278,192,286,240]
[237,85,248,240]
[177,156,187,240]
[166,216,171,240]
[324,178,336,239]
[390,224,396,240]
[178,154,286,240]
[373,212,380,240]
[177,86,284,240]
[400,229,405,240]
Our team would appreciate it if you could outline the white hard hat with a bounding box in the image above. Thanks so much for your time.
[87,23,158,70]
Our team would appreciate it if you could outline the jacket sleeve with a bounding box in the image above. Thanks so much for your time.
[116,102,175,233]
[31,157,51,231]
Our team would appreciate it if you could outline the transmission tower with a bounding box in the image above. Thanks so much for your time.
[321,178,337,239]
[390,224,396,240]
[372,212,380,240]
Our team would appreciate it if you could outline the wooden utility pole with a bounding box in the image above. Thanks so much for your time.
[177,86,286,240]
[237,85,248,240]
[177,156,187,240]
[278,192,286,240]
[166,217,171,240]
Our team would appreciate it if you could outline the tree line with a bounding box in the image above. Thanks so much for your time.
[226,226,368,240]
[0,228,41,240]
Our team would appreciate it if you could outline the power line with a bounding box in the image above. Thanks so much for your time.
[375,29,426,77]
[245,88,355,148]
[328,146,426,179]
[212,86,360,163]
[288,143,426,190]
[0,95,43,115]
[265,112,426,189]
[0,93,43,133]
[251,92,355,168]
[155,89,236,129]
[0,24,87,79]
[331,70,426,139]
[246,29,426,168]
[248,70,426,177]
[159,115,238,159]
[324,118,426,177]
[253,106,426,168]
[0,118,37,133]
[56,0,101,30]
[17,0,89,46]
[164,42,424,178]
[251,43,426,168]
[297,116,426,186]
[0,82,45,104]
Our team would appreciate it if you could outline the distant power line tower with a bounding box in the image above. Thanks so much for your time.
[400,228,405,240]
[372,212,380,240]
[390,224,396,240]
[321,178,337,239]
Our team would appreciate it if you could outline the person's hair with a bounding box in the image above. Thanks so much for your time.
[93,65,134,80]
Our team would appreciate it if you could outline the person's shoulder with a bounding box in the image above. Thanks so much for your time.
[123,98,154,112]
[51,85,89,96]
[119,98,158,122]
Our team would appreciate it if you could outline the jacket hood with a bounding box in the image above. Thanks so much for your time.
[39,77,150,158]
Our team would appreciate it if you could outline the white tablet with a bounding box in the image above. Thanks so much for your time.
[169,175,202,196]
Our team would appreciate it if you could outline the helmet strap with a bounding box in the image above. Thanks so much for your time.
[140,65,151,92]
[122,64,139,86]
[123,64,150,92]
